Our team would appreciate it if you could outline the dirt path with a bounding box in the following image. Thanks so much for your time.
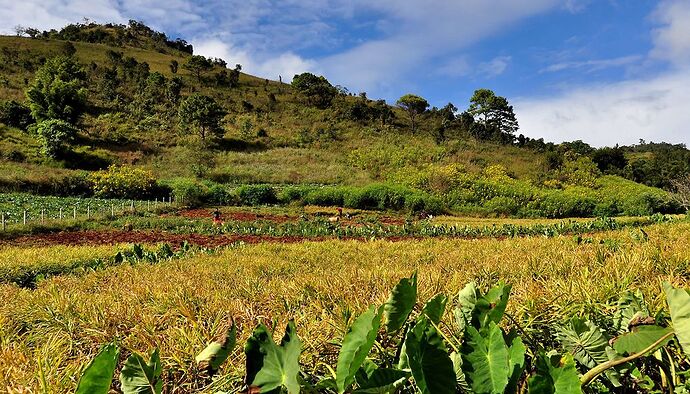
[0,230,427,247]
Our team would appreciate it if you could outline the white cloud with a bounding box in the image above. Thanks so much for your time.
[651,0,690,67]
[192,38,316,82]
[516,71,690,147]
[478,56,512,77]
[320,0,558,92]
[540,55,642,73]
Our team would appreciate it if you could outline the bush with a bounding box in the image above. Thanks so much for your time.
[165,178,207,207]
[0,100,34,130]
[277,185,314,204]
[33,119,78,158]
[90,165,159,199]
[205,182,235,205]
[303,187,348,206]
[236,184,277,205]
[483,196,519,216]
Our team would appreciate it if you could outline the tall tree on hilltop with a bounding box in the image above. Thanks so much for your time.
[396,94,429,133]
[468,89,518,142]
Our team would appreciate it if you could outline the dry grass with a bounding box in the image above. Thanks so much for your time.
[0,221,689,392]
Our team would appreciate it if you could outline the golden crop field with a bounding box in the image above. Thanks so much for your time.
[1,221,689,392]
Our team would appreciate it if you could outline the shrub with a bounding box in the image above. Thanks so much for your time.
[236,184,277,205]
[165,178,207,207]
[33,119,78,158]
[483,196,519,216]
[303,187,347,206]
[90,165,159,199]
[205,182,235,205]
[0,100,33,130]
[277,185,314,204]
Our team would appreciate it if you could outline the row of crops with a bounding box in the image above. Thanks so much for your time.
[0,192,174,225]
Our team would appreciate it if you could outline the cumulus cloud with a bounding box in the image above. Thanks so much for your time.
[651,0,690,67]
[320,0,558,92]
[516,71,690,146]
[515,0,690,147]
[192,38,316,82]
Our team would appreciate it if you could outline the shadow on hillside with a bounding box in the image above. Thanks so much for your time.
[216,137,269,152]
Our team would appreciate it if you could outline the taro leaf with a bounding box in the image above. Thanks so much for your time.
[245,321,302,394]
[384,272,417,334]
[612,290,648,333]
[195,322,237,373]
[404,319,455,394]
[612,325,673,356]
[506,334,526,393]
[557,318,610,369]
[75,343,119,394]
[557,318,621,386]
[119,348,163,394]
[354,368,409,393]
[450,351,471,392]
[663,281,690,357]
[455,282,478,334]
[527,353,582,394]
[478,284,511,328]
[461,322,510,394]
[421,294,448,325]
[336,305,383,393]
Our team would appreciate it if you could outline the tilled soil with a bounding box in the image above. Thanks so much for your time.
[0,230,425,247]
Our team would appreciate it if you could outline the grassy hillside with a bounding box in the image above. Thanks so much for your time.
[0,28,684,217]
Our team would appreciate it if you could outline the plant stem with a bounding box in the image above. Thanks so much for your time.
[580,331,675,386]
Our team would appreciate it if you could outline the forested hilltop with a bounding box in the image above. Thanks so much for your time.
[1,21,689,217]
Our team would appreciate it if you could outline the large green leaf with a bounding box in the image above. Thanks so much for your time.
[354,368,409,393]
[119,348,163,394]
[195,322,237,373]
[479,284,511,327]
[454,282,478,334]
[461,322,510,394]
[506,333,526,393]
[421,294,448,325]
[336,305,383,393]
[612,325,673,356]
[557,318,610,369]
[75,343,119,394]
[450,352,471,392]
[384,272,417,333]
[663,282,690,357]
[404,319,456,394]
[527,353,582,394]
[245,321,302,394]
[612,290,649,333]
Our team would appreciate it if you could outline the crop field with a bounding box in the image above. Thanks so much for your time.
[1,217,689,392]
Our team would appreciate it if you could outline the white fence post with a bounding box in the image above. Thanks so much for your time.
[23,210,27,225]
[1,212,5,231]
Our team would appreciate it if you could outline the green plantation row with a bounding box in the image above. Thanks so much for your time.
[0,192,170,224]
[75,274,690,393]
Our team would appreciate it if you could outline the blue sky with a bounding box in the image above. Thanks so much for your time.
[1,0,689,146]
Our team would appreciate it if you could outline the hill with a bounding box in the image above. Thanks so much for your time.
[0,21,688,218]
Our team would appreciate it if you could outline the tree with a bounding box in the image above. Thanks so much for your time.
[34,119,78,158]
[183,55,213,82]
[396,94,429,132]
[178,94,225,141]
[169,60,178,74]
[592,146,628,173]
[291,73,337,109]
[25,56,87,123]
[468,89,518,141]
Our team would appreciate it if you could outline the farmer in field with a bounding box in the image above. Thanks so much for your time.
[212,209,223,226]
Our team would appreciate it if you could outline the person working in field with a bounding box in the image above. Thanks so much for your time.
[212,209,223,226]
